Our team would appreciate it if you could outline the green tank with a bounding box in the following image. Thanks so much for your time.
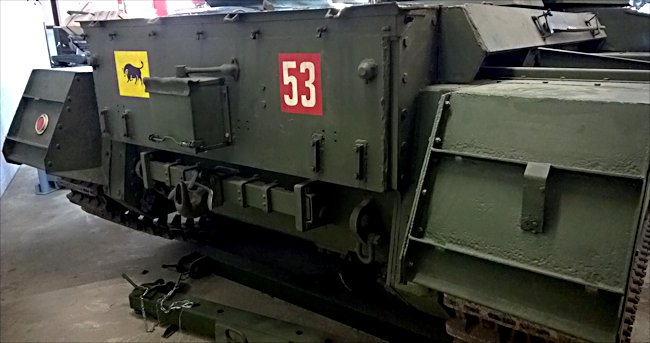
[3,1,649,342]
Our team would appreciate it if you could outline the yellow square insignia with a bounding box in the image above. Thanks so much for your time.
[114,51,150,98]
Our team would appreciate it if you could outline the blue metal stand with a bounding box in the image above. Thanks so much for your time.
[35,169,61,195]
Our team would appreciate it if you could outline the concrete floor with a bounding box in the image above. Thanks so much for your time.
[0,166,648,342]
[0,166,378,342]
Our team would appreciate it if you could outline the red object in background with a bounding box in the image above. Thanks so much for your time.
[192,0,206,6]
[153,0,168,16]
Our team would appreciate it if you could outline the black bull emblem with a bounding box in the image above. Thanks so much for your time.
[123,61,144,85]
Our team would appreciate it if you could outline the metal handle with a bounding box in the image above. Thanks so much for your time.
[149,134,203,149]
[121,110,130,138]
[354,140,368,180]
[67,10,93,16]
[311,134,323,173]
[325,7,346,19]
[223,12,240,22]
[533,11,604,39]
[175,59,239,81]
[99,108,109,134]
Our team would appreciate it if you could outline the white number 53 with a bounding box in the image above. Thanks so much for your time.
[282,61,316,108]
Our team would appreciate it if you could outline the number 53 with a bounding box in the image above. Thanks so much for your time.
[278,53,323,115]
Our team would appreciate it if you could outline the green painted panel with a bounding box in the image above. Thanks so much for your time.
[445,81,650,177]
[411,248,622,342]
[84,5,437,192]
[423,157,641,291]
[404,79,649,341]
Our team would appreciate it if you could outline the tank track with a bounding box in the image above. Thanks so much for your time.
[64,181,649,343]
[620,211,650,343]
[65,181,218,243]
[442,210,650,343]
[443,294,584,343]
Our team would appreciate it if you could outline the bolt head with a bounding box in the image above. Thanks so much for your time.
[357,59,378,81]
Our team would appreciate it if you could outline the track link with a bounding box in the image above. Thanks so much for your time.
[620,212,650,343]
[66,182,217,244]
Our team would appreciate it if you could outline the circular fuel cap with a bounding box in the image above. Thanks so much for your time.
[35,114,49,135]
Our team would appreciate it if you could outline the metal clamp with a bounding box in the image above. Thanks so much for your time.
[316,26,327,38]
[521,162,551,233]
[532,10,554,38]
[585,14,602,37]
[294,180,324,232]
[260,182,279,213]
[231,176,260,208]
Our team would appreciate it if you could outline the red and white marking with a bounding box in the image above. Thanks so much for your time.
[34,114,49,135]
[278,53,323,115]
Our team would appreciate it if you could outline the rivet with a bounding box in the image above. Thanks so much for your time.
[400,108,408,122]
[401,73,408,84]
[381,25,391,32]
[421,189,428,195]
[434,137,442,144]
